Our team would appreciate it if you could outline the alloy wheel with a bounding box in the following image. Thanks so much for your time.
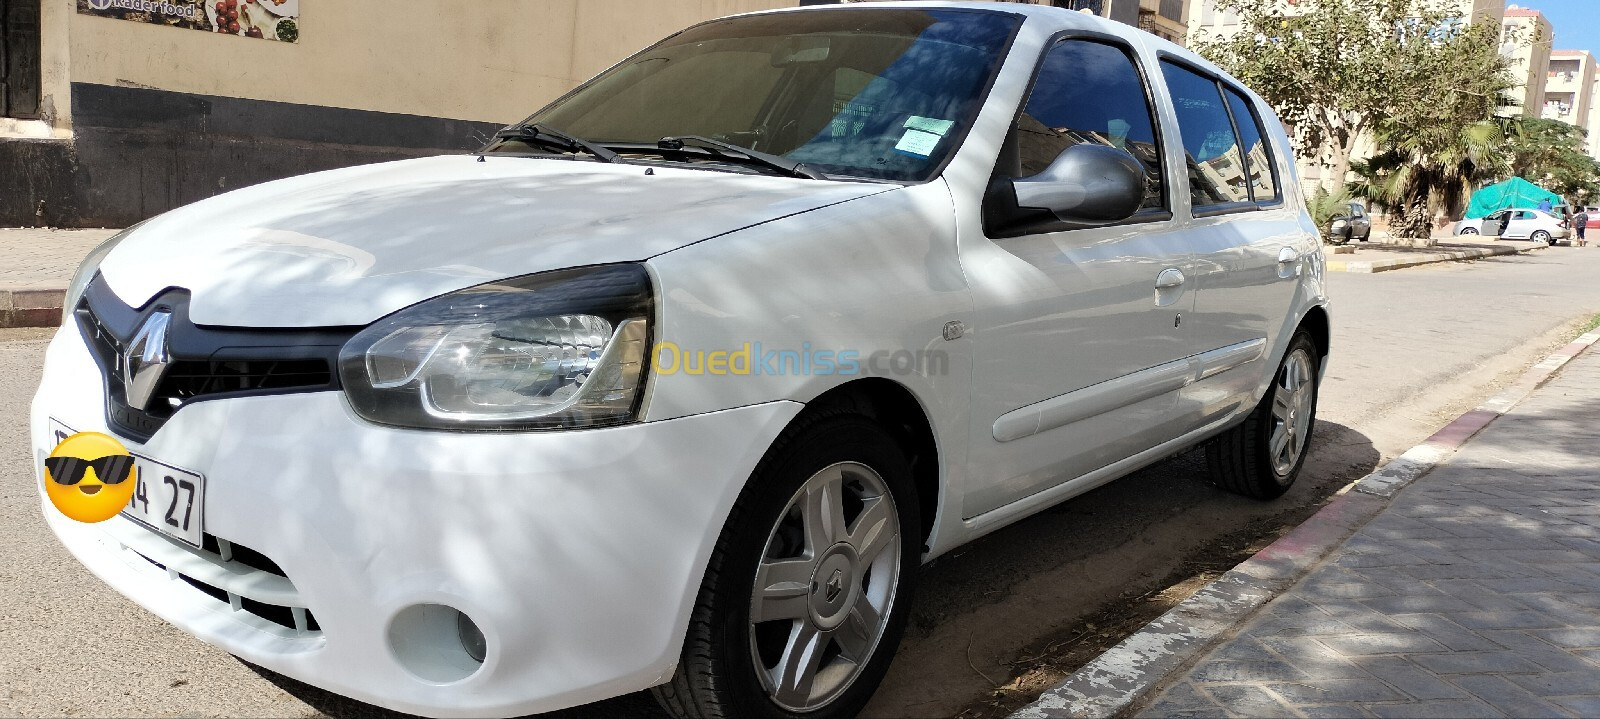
[1269,348,1315,477]
[748,461,902,712]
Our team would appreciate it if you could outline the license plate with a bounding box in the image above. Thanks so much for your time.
[50,420,206,547]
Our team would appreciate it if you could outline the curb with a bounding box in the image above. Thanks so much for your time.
[1323,243,1532,274]
[1012,330,1600,719]
[0,287,67,329]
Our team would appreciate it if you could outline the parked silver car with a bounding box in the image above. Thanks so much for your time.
[1327,202,1372,243]
[1456,208,1571,245]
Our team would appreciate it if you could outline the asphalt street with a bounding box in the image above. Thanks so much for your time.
[4,247,1600,718]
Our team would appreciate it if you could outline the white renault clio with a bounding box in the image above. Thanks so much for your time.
[33,3,1328,717]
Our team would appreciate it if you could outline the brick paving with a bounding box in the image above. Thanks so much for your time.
[0,227,120,327]
[0,227,120,292]
[1141,349,1600,718]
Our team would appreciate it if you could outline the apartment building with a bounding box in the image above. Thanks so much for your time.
[1543,50,1595,130]
[1026,0,1192,45]
[1502,6,1553,117]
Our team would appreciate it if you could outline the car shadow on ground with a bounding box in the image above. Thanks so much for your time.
[246,420,1380,719]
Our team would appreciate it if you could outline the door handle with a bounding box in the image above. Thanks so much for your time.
[1155,267,1186,289]
[1278,247,1300,264]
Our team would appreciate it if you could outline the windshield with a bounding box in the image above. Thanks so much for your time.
[500,8,1022,182]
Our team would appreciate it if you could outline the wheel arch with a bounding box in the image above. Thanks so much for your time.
[795,378,941,551]
[1298,304,1330,364]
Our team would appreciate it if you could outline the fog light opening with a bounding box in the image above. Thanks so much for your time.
[387,603,487,684]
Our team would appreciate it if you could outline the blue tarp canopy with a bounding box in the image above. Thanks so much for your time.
[1465,177,1562,219]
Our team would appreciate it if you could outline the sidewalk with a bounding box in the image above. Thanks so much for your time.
[1137,348,1600,718]
[1323,238,1547,274]
[0,228,119,327]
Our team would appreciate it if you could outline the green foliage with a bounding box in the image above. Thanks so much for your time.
[1504,118,1600,200]
[1195,0,1521,238]
[1306,186,1355,243]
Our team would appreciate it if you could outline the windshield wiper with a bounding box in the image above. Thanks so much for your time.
[653,135,826,180]
[492,123,618,163]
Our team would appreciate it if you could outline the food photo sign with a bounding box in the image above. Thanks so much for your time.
[77,0,300,43]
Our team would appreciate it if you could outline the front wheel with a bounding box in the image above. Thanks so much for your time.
[654,411,919,719]
[1206,332,1320,500]
[1459,226,1480,236]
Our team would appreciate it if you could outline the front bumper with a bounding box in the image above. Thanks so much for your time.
[30,326,802,717]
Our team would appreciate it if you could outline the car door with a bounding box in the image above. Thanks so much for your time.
[1166,62,1314,428]
[959,36,1197,518]
[1505,210,1536,238]
[1349,203,1371,239]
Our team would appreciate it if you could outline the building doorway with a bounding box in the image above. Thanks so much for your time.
[1,0,42,119]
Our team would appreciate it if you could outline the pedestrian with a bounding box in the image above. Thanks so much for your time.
[1539,197,1554,212]
[1575,209,1589,247]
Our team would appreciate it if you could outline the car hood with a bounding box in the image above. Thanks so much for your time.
[98,155,893,327]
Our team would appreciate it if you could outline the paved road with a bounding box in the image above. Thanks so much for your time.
[1141,347,1600,719]
[3,247,1600,718]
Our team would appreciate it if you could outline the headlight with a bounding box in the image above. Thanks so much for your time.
[339,264,653,431]
[62,224,142,324]
[1331,219,1348,230]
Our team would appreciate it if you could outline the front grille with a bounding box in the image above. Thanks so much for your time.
[75,275,357,441]
[152,359,334,417]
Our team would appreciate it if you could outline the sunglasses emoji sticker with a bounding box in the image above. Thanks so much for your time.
[44,432,138,523]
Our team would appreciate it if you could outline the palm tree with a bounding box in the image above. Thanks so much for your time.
[1353,120,1511,240]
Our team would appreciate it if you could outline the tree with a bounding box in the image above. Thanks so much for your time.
[1193,0,1515,194]
[1503,118,1600,200]
[1350,15,1517,239]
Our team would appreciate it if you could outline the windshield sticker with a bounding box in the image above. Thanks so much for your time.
[894,129,942,158]
[904,116,956,136]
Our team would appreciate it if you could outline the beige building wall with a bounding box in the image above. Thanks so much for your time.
[1542,51,1595,131]
[1501,7,1553,118]
[28,0,792,137]
[1589,76,1600,160]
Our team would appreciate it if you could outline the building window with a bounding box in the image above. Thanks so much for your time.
[1,0,42,119]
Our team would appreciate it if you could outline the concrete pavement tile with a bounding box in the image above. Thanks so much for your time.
[1298,705,1373,718]
[1506,671,1600,698]
[1361,595,1483,616]
[1263,678,1405,703]
[1187,659,1310,683]
[1142,682,1228,718]
[1410,652,1547,675]
[1451,611,1569,631]
[1476,630,1600,674]
[1366,701,1502,719]
[1419,582,1535,612]
[1198,684,1298,717]
[1258,637,1374,679]
[1318,633,1449,657]
[1450,675,1570,718]
[1387,614,1508,652]
[1354,656,1469,701]
[1474,577,1590,595]
[1209,638,1281,663]
[1554,697,1600,717]
[1536,628,1600,649]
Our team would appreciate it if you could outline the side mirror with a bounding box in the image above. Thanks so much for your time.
[1010,144,1146,224]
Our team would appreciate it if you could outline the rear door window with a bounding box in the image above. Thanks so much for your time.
[1159,61,1250,208]
[1222,87,1279,203]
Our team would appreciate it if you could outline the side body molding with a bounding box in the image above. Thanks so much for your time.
[992,338,1267,443]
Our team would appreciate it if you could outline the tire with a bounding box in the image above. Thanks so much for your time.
[1533,230,1553,245]
[1206,332,1320,500]
[653,408,920,719]
[1459,227,1479,236]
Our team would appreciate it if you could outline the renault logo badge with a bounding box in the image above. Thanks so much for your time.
[123,310,173,411]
